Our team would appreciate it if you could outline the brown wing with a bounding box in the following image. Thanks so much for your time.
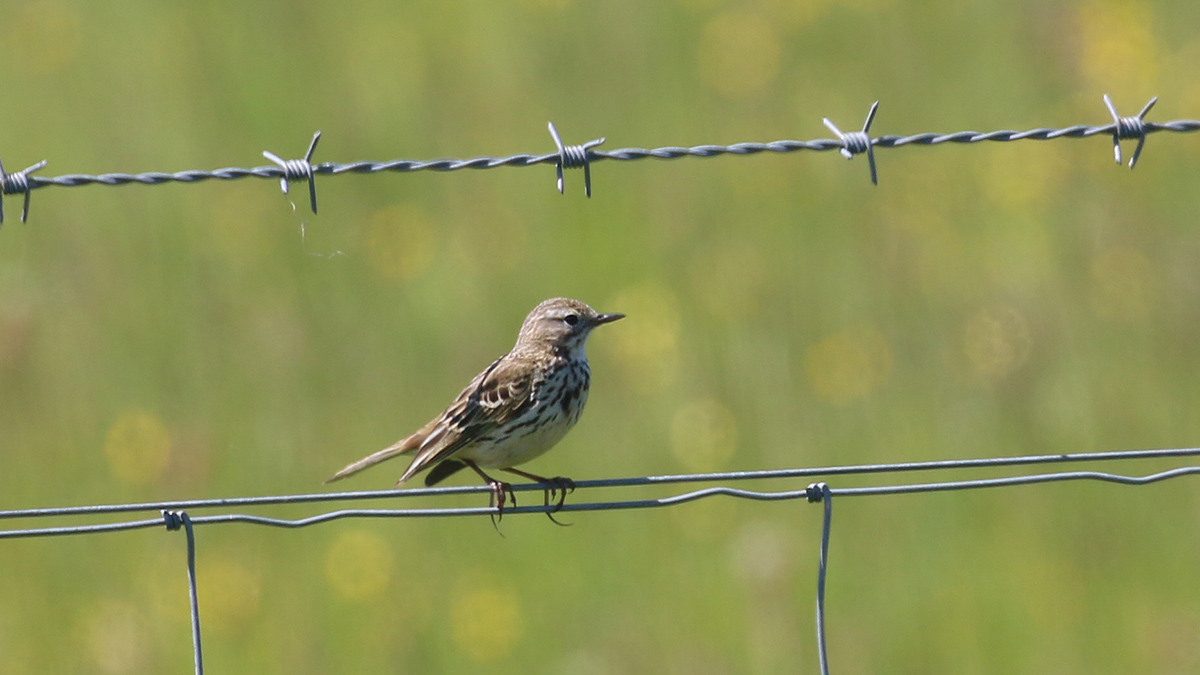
[396,355,536,484]
[326,355,524,485]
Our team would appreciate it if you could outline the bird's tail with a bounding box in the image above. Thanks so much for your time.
[324,437,418,484]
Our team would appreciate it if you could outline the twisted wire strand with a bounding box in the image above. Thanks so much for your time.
[12,120,1197,190]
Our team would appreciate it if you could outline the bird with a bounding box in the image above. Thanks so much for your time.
[325,297,624,524]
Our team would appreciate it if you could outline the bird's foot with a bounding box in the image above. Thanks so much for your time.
[542,476,575,527]
[463,460,516,534]
[543,476,575,513]
[501,468,576,526]
[487,479,516,530]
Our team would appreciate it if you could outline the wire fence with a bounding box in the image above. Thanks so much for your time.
[2,95,1197,224]
[3,93,1199,673]
[2,445,1198,675]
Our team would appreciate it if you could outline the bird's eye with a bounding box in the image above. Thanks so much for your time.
[563,314,579,326]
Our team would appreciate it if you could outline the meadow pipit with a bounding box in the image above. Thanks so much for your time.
[326,297,623,523]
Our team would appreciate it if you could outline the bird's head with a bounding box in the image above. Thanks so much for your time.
[515,297,624,357]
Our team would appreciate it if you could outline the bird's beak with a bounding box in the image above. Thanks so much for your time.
[594,312,625,325]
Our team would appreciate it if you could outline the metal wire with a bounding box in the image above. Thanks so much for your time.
[1,93,1192,672]
[3,445,1197,523]
[799,464,1200,675]
[163,511,204,675]
[0,96,1195,220]
[2,446,1198,675]
[0,463,1196,540]
[808,482,834,675]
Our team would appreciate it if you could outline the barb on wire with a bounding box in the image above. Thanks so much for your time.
[1103,94,1157,169]
[263,131,321,214]
[4,98,1198,221]
[823,101,880,185]
[0,158,47,225]
[548,122,605,197]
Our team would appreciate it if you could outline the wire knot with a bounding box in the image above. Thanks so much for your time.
[805,482,829,503]
[547,121,604,198]
[1114,115,1145,140]
[263,131,321,213]
[840,131,871,155]
[0,158,48,225]
[278,157,313,182]
[1102,94,1157,169]
[822,101,880,185]
[162,509,185,531]
[560,142,590,168]
[1,169,31,195]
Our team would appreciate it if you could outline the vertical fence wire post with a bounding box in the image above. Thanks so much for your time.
[806,482,833,675]
[164,510,204,675]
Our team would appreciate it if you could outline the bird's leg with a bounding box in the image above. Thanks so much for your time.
[464,460,515,527]
[502,467,575,526]
[503,467,575,511]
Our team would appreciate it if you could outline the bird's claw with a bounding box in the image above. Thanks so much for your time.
[487,480,517,534]
[488,480,517,515]
[542,476,575,526]
[543,476,576,511]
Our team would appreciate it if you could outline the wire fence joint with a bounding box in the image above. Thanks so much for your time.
[163,510,205,675]
[0,158,47,225]
[548,121,604,197]
[263,131,321,213]
[1104,94,1156,169]
[823,100,879,185]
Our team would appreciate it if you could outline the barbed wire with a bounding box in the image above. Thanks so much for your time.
[1,446,1198,675]
[1,95,1196,224]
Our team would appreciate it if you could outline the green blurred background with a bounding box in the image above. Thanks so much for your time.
[2,0,1200,672]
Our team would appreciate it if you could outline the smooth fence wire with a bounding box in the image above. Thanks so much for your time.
[4,445,1200,525]
[3,447,1200,674]
[1,96,1197,222]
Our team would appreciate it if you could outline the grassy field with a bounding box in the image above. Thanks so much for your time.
[2,0,1200,672]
